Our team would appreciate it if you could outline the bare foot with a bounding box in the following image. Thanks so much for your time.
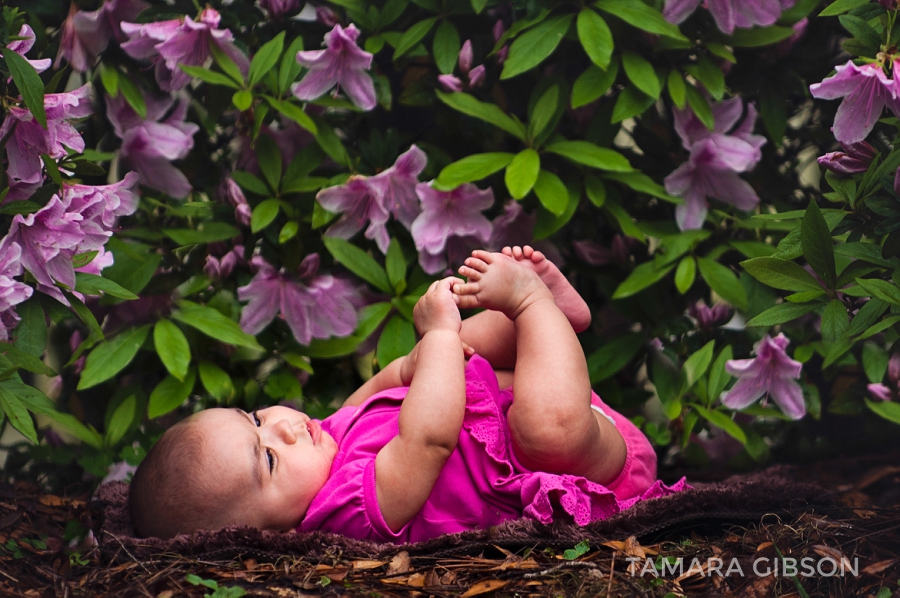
[501,245,591,332]
[454,251,555,320]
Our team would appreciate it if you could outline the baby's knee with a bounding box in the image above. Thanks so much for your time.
[508,408,596,472]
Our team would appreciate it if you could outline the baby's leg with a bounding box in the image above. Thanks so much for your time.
[454,251,626,485]
[457,246,592,370]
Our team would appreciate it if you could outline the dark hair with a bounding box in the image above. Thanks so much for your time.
[129,417,239,539]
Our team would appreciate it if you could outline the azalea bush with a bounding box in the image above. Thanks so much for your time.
[2,0,900,489]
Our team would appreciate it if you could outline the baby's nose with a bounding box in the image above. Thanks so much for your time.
[272,419,297,444]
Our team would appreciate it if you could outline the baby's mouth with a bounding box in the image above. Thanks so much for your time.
[306,420,321,444]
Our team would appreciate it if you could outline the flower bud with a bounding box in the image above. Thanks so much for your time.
[459,40,473,75]
[818,141,876,175]
[438,74,464,93]
[889,353,900,384]
[467,64,486,89]
[868,382,893,402]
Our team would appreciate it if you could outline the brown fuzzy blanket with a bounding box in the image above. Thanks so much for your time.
[93,466,841,564]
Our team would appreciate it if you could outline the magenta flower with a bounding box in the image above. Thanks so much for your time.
[663,0,796,35]
[665,98,765,230]
[121,8,249,92]
[63,172,141,230]
[237,255,361,345]
[106,93,199,198]
[689,300,733,330]
[810,61,900,145]
[411,182,494,274]
[818,141,876,175]
[868,383,893,402]
[259,0,303,19]
[720,333,805,420]
[316,6,340,26]
[573,240,613,266]
[75,246,115,276]
[223,177,252,226]
[487,201,536,251]
[438,40,486,93]
[0,238,34,342]
[0,84,93,200]
[2,25,51,75]
[292,24,376,111]
[55,0,148,72]
[317,145,427,252]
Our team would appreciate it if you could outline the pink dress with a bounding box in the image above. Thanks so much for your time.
[299,355,688,543]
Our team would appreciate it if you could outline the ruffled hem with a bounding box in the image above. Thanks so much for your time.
[461,355,689,526]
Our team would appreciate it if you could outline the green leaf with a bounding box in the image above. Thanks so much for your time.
[681,340,715,394]
[745,301,821,327]
[433,20,460,74]
[855,278,900,306]
[612,85,655,122]
[172,300,263,350]
[674,256,696,294]
[594,0,689,41]
[705,42,736,63]
[471,0,488,12]
[178,65,240,89]
[612,261,675,299]
[198,360,234,402]
[116,75,147,119]
[153,319,190,381]
[726,26,796,47]
[209,41,245,86]
[501,14,575,80]
[572,58,619,108]
[685,85,714,130]
[577,9,613,70]
[394,16,438,59]
[0,343,56,377]
[533,170,568,216]
[0,388,37,444]
[545,140,631,172]
[250,31,284,86]
[310,114,352,167]
[693,405,747,444]
[856,315,900,341]
[667,70,686,108]
[148,369,197,419]
[587,333,643,384]
[376,316,416,367]
[801,201,836,289]
[256,134,282,193]
[251,198,280,233]
[740,257,823,292]
[819,0,870,16]
[434,152,514,190]
[603,172,681,203]
[865,398,900,425]
[100,63,119,96]
[264,97,317,134]
[708,345,733,404]
[5,51,47,129]
[505,149,540,199]
[163,223,240,246]
[845,298,888,337]
[838,14,881,49]
[862,341,889,384]
[63,292,103,343]
[621,51,661,99]
[323,237,392,293]
[7,381,102,448]
[74,273,139,300]
[529,84,559,141]
[697,257,747,311]
[279,36,306,94]
[279,221,299,244]
[78,325,151,390]
[232,90,253,111]
[821,299,849,344]
[436,91,527,140]
[12,299,47,357]
[385,238,407,291]
[683,55,724,100]
[585,175,606,207]
[232,171,270,196]
[106,394,137,447]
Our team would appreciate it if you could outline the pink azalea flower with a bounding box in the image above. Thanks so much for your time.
[818,141,876,175]
[665,98,765,230]
[121,8,249,92]
[689,300,733,330]
[292,24,376,111]
[438,40,486,93]
[317,145,427,252]
[2,25,51,75]
[0,238,35,341]
[411,182,494,274]
[75,246,115,275]
[721,333,805,420]
[0,84,93,200]
[55,0,148,72]
[663,0,796,35]
[63,172,141,229]
[106,93,199,198]
[237,255,361,345]
[223,176,252,226]
[316,6,340,27]
[868,383,893,402]
[259,0,303,19]
[573,240,613,266]
[810,61,900,144]
[487,201,536,251]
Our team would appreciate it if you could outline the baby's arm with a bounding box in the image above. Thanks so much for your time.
[341,357,406,407]
[374,278,466,532]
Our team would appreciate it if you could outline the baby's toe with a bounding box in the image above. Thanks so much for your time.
[465,255,490,272]
[501,246,514,257]
[458,265,483,280]
[511,246,524,259]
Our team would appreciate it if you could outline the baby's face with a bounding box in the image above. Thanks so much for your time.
[194,406,338,531]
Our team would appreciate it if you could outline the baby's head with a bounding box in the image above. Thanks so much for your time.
[130,406,337,539]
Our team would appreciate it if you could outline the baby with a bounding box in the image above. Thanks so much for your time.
[130,247,683,542]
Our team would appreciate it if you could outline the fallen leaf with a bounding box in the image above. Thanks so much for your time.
[387,551,411,575]
[461,579,507,597]
[811,545,854,571]
[243,558,257,570]
[407,572,425,587]
[624,536,647,560]
[756,542,773,551]
[351,560,386,570]
[862,558,899,575]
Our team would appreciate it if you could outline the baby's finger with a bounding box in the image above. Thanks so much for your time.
[461,341,475,357]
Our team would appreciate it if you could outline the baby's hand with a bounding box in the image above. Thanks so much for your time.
[413,277,462,336]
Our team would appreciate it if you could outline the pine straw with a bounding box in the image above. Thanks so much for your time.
[3,463,899,597]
